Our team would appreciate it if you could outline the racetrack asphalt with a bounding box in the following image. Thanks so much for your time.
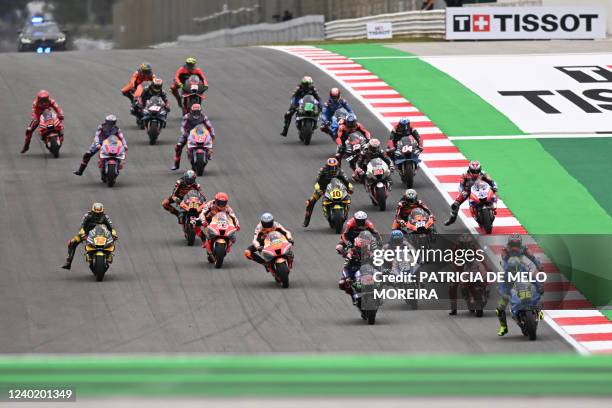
[0,45,572,353]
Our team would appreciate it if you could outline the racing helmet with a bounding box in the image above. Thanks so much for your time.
[368,138,381,152]
[345,114,357,130]
[508,233,522,248]
[151,77,163,93]
[468,160,481,175]
[91,202,105,214]
[183,170,196,185]
[300,76,313,87]
[139,62,152,75]
[260,213,274,229]
[37,90,50,103]
[330,87,340,101]
[397,117,410,131]
[404,189,417,204]
[186,57,197,69]
[354,210,368,228]
[214,192,229,209]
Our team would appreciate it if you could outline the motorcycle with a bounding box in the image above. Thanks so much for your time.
[186,124,213,176]
[344,133,367,170]
[507,258,542,340]
[511,281,542,341]
[400,208,435,252]
[181,75,206,115]
[295,94,320,145]
[365,158,392,211]
[469,180,497,234]
[322,178,351,234]
[142,96,167,145]
[459,260,489,317]
[84,225,115,282]
[352,263,383,325]
[393,136,421,188]
[179,190,206,246]
[98,135,126,187]
[38,108,64,158]
[204,211,239,268]
[260,231,294,288]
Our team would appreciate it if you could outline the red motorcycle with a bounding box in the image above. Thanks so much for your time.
[179,190,206,246]
[203,212,239,268]
[181,75,206,115]
[469,180,497,234]
[261,231,294,288]
[38,108,64,158]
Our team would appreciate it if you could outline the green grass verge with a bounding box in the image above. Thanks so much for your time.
[1,354,612,396]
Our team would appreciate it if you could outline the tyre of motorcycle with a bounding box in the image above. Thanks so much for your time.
[299,118,315,146]
[402,161,414,188]
[184,219,196,246]
[48,135,60,158]
[106,161,117,188]
[273,260,290,288]
[194,150,206,176]
[213,240,227,269]
[147,120,160,145]
[375,183,386,211]
[330,206,345,234]
[91,253,108,282]
[523,310,538,341]
[479,207,494,234]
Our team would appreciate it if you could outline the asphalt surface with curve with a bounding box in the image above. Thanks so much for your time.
[0,44,571,353]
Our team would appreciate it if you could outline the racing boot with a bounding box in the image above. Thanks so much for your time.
[303,198,315,227]
[280,122,289,137]
[61,240,78,269]
[20,131,32,154]
[73,163,87,176]
[444,202,460,226]
[496,307,508,336]
[170,144,182,170]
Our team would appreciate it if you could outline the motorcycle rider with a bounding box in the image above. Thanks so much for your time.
[338,236,369,301]
[448,234,486,315]
[444,160,498,226]
[170,57,208,108]
[386,117,422,154]
[303,157,353,228]
[171,103,215,170]
[336,211,381,256]
[137,77,171,112]
[196,192,240,244]
[320,88,354,137]
[21,90,64,154]
[73,115,128,176]
[335,114,371,160]
[391,189,434,230]
[280,76,322,137]
[121,62,154,103]
[352,138,394,182]
[496,234,543,336]
[161,170,205,221]
[61,202,118,270]
[244,213,293,266]
[381,229,416,270]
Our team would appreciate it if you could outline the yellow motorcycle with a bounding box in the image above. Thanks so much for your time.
[84,225,116,281]
[322,178,351,233]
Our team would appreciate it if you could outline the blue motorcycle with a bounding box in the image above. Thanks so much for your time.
[393,136,421,188]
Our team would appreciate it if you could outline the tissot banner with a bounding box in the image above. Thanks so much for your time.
[445,7,606,40]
